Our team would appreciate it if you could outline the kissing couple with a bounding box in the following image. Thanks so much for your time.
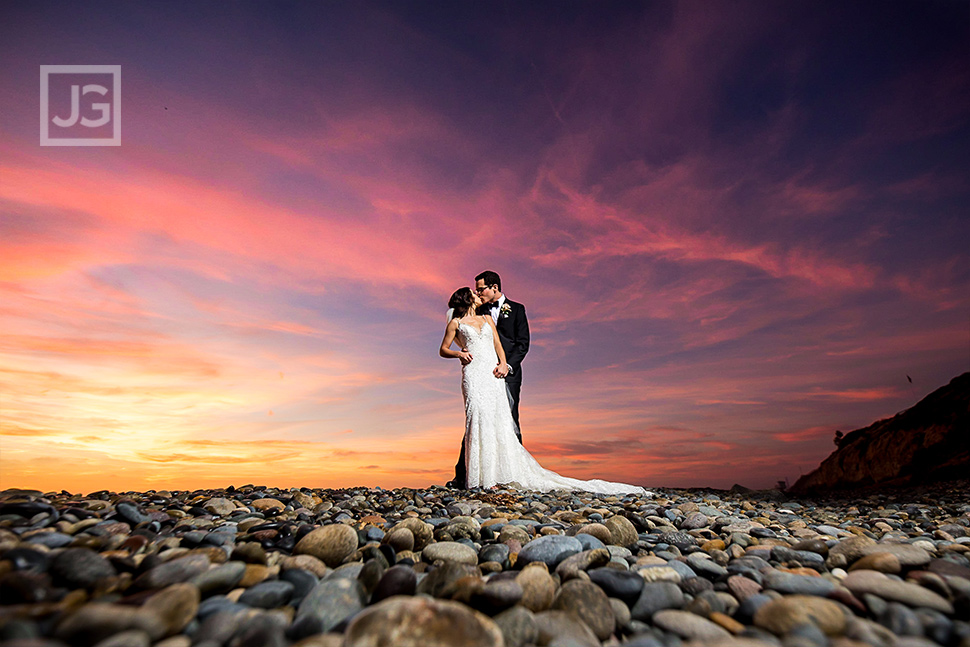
[439,270,649,495]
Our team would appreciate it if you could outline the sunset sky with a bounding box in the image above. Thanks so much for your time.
[1,2,968,493]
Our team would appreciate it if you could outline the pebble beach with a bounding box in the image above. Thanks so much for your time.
[1,482,968,647]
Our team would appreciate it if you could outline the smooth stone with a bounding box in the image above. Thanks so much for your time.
[294,525,359,568]
[471,580,523,614]
[636,565,683,583]
[50,548,116,588]
[92,629,152,647]
[231,542,267,565]
[233,612,288,647]
[552,578,616,640]
[238,580,294,608]
[849,552,902,574]
[480,543,510,565]
[134,554,210,589]
[681,512,710,530]
[54,603,166,644]
[25,532,73,548]
[280,568,318,606]
[297,576,366,632]
[653,609,731,640]
[391,518,434,551]
[373,565,417,602]
[576,523,612,545]
[343,595,504,646]
[189,561,246,595]
[384,527,415,553]
[630,581,684,621]
[115,502,150,525]
[533,609,600,647]
[588,567,645,604]
[141,583,200,637]
[828,535,876,564]
[251,498,284,511]
[574,533,606,551]
[879,601,923,636]
[686,552,728,579]
[203,498,236,516]
[842,570,954,614]
[727,574,762,601]
[517,535,583,569]
[861,543,932,567]
[516,563,557,612]
[494,605,539,647]
[753,595,847,635]
[762,569,836,596]
[422,541,479,565]
[605,515,639,546]
[556,548,610,580]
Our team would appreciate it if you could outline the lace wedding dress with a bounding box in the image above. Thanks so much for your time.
[457,320,650,496]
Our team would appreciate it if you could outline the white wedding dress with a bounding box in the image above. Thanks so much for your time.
[457,320,650,496]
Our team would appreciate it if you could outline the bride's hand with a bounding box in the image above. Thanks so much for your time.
[493,362,509,378]
[458,350,473,365]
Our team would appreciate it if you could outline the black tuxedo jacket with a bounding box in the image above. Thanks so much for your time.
[484,298,529,383]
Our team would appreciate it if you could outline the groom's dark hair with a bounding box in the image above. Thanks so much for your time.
[476,270,501,291]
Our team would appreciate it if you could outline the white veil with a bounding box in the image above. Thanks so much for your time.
[446,308,455,324]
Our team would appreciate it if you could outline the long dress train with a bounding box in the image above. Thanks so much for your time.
[457,320,650,496]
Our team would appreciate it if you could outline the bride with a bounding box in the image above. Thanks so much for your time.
[439,287,650,496]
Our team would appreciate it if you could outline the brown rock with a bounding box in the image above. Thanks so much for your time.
[753,595,847,636]
[848,552,901,574]
[576,523,612,545]
[343,595,503,646]
[604,515,638,547]
[516,563,557,612]
[251,498,284,511]
[552,578,615,640]
[294,524,359,567]
[141,583,199,637]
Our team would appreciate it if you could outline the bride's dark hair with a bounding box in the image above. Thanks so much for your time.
[448,287,476,318]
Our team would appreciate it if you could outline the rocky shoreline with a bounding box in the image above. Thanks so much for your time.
[0,482,968,647]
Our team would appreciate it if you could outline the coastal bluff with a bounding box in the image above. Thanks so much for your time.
[791,372,970,494]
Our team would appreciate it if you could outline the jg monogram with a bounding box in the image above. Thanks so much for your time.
[40,65,121,146]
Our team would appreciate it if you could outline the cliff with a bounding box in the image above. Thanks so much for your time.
[790,372,970,493]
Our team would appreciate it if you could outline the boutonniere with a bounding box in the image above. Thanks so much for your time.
[500,303,512,318]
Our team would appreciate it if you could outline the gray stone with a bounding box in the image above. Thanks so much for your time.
[861,543,932,567]
[50,548,116,589]
[653,609,731,640]
[533,609,600,647]
[189,561,246,595]
[297,576,366,632]
[588,567,645,604]
[134,554,210,590]
[843,570,954,614]
[517,535,583,569]
[681,512,710,530]
[238,580,294,608]
[494,605,539,647]
[762,569,836,596]
[630,581,685,621]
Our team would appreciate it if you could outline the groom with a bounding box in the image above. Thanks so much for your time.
[448,270,530,489]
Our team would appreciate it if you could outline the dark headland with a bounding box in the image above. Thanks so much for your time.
[790,372,970,495]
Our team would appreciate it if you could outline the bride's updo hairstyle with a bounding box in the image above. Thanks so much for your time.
[448,287,475,318]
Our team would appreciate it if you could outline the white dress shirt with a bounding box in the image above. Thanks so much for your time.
[489,294,506,322]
